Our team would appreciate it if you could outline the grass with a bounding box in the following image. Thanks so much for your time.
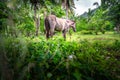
[22,32,120,80]
[1,31,120,80]
[36,31,120,42]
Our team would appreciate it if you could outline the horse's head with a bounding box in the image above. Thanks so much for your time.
[67,20,76,32]
[71,21,76,32]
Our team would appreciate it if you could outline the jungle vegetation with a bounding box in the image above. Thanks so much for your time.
[0,0,120,80]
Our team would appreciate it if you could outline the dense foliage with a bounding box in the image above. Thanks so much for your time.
[75,0,120,34]
[0,36,120,80]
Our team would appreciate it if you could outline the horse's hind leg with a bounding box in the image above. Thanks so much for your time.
[62,30,67,41]
[46,29,49,39]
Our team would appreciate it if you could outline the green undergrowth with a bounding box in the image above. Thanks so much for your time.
[46,31,120,42]
[0,35,120,80]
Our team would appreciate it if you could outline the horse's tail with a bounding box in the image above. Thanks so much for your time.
[45,16,50,39]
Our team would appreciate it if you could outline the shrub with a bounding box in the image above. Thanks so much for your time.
[80,30,93,34]
[0,36,120,80]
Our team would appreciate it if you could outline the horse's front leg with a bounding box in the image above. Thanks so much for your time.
[62,30,67,41]
[49,23,56,38]
[68,29,72,40]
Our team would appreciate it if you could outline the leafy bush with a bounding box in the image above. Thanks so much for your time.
[80,30,93,34]
[76,17,88,31]
[0,36,120,80]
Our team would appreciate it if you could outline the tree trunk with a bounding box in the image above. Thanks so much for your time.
[62,0,69,19]
[37,15,40,35]
[65,0,68,19]
[117,24,120,33]
[34,7,40,36]
[0,38,13,80]
[66,7,68,19]
[44,11,47,34]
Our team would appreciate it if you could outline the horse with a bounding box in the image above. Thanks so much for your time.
[44,15,76,40]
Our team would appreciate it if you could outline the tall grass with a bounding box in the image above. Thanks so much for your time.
[0,34,120,80]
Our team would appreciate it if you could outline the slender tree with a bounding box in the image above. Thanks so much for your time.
[29,0,44,36]
[62,0,76,19]
[101,0,120,33]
